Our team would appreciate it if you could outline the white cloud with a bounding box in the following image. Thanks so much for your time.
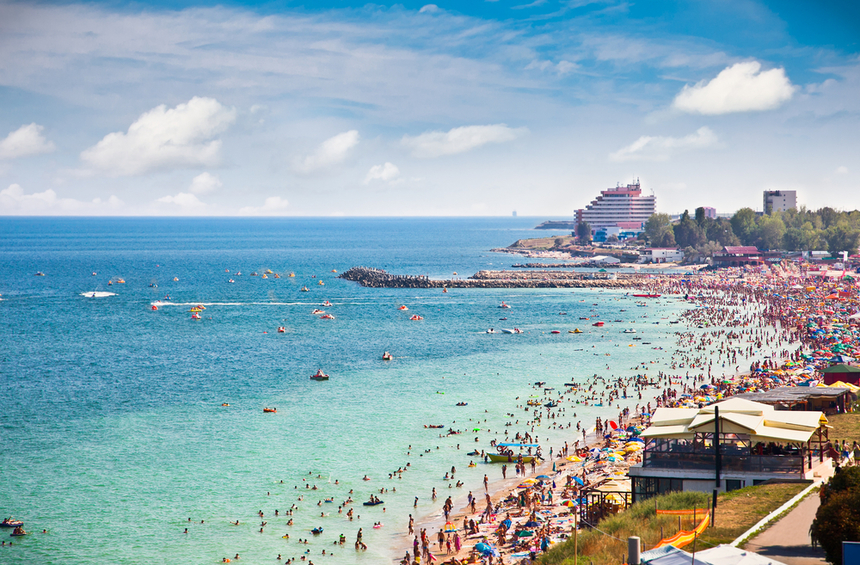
[401,124,526,158]
[418,4,440,13]
[525,59,577,75]
[238,196,289,216]
[364,162,401,184]
[81,97,236,176]
[0,183,123,214]
[609,126,718,162]
[294,130,360,174]
[0,124,55,159]
[156,192,205,207]
[189,172,222,194]
[673,61,796,115]
[836,166,848,174]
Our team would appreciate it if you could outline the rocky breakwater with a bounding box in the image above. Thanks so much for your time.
[338,267,635,289]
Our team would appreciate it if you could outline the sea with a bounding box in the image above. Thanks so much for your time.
[0,217,697,565]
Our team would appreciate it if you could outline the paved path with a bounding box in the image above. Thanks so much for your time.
[744,492,827,565]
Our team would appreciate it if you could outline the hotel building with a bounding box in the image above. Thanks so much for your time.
[575,180,656,233]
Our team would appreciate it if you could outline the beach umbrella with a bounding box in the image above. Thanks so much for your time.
[536,475,551,480]
[561,500,576,507]
[517,530,534,537]
[525,520,540,528]
[502,518,512,529]
[475,543,492,554]
[572,476,585,486]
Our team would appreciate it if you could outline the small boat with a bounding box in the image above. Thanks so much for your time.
[534,381,545,386]
[235,272,241,275]
[266,269,273,274]
[221,403,230,406]
[570,329,583,334]
[318,281,324,285]
[10,526,27,536]
[486,329,497,334]
[373,523,383,529]
[172,277,178,281]
[117,278,126,284]
[1,518,23,528]
[320,314,334,319]
[499,302,511,309]
[311,527,324,535]
[623,329,636,334]
[544,402,558,408]
[312,309,325,314]
[35,272,45,276]
[442,288,448,293]
[409,315,423,321]
[261,274,268,279]
[190,307,202,312]
[289,273,295,277]
[382,352,393,360]
[500,328,523,334]
[399,305,408,311]
[559,312,567,315]
[191,313,201,320]
[300,286,310,292]
[277,327,286,333]
[425,424,444,429]
[263,408,277,413]
[151,305,158,311]
[592,321,604,327]
[579,317,589,320]
[499,317,507,321]
[322,301,332,307]
[331,269,337,273]
[550,330,561,334]
[274,273,280,278]
[455,402,468,406]
[228,279,234,283]
[632,293,661,298]
[92,272,97,276]
[487,443,541,463]
[251,272,258,276]
[362,500,384,507]
[310,370,330,381]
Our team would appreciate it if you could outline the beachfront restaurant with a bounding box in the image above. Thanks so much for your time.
[628,398,833,502]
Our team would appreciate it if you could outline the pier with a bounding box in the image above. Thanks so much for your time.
[338,266,634,289]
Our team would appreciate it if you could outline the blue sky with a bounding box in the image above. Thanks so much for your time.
[0,0,857,216]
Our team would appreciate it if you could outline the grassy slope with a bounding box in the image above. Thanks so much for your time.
[825,412,860,446]
[539,483,807,565]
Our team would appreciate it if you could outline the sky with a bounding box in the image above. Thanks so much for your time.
[0,0,858,217]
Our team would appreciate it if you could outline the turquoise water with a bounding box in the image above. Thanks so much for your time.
[0,218,688,565]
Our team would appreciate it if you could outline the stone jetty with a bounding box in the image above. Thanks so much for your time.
[338,266,636,289]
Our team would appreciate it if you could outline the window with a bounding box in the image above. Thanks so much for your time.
[726,479,744,492]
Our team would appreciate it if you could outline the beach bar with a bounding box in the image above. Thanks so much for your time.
[628,398,833,502]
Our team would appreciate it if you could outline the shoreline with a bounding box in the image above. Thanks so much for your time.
[395,268,814,564]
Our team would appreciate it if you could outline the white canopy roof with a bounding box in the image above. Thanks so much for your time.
[641,399,824,444]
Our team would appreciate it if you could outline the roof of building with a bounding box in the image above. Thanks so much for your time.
[821,364,860,373]
[642,398,826,443]
[732,386,852,404]
[723,246,760,255]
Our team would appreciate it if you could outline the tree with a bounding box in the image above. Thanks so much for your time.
[756,215,786,250]
[644,213,673,243]
[826,224,860,257]
[811,468,860,564]
[655,229,676,248]
[731,208,758,246]
[674,211,706,248]
[606,234,619,243]
[554,237,566,248]
[576,222,592,244]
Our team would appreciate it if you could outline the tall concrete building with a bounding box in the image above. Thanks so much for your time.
[763,190,797,214]
[575,179,656,232]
